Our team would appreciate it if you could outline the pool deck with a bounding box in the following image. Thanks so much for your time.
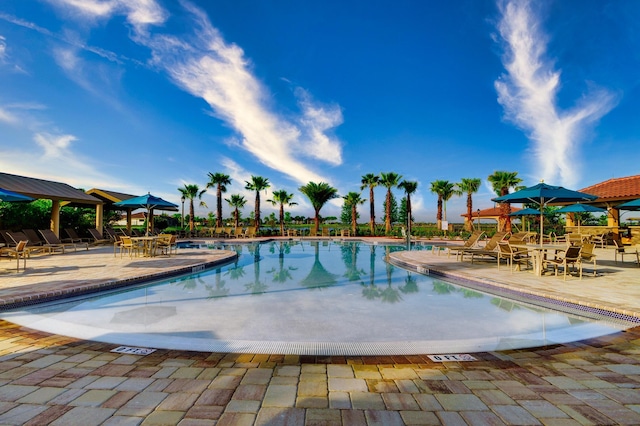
[0,237,639,425]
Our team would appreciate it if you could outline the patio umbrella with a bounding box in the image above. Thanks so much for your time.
[555,203,606,233]
[509,207,541,232]
[493,182,598,245]
[114,193,178,235]
[616,198,640,211]
[0,188,35,203]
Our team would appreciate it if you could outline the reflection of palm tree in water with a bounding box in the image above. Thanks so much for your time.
[399,272,419,294]
[381,256,402,303]
[341,242,365,282]
[361,244,380,300]
[432,280,456,295]
[267,241,297,284]
[245,243,269,294]
[300,241,338,289]
[206,267,230,298]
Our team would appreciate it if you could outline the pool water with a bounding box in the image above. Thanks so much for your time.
[0,240,631,355]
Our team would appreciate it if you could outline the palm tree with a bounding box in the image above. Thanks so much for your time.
[177,184,207,234]
[488,171,522,232]
[379,172,402,234]
[225,194,247,227]
[206,172,231,227]
[299,182,339,236]
[267,190,297,236]
[342,191,365,236]
[457,178,482,231]
[430,180,458,231]
[398,180,418,235]
[245,175,270,232]
[360,173,380,235]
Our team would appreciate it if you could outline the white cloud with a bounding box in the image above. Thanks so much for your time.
[495,0,617,188]
[0,35,6,61]
[51,0,343,187]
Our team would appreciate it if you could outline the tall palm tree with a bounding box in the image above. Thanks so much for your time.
[177,184,207,234]
[299,182,339,236]
[225,194,247,227]
[457,178,482,231]
[360,173,380,235]
[398,180,418,235]
[267,190,297,236]
[430,180,458,231]
[342,191,365,235]
[245,175,270,232]
[206,172,231,227]
[488,171,522,232]
[379,172,402,234]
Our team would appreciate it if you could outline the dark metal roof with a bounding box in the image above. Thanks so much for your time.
[0,172,102,205]
[86,188,137,203]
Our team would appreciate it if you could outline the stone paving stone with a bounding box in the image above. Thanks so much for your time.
[328,377,367,392]
[101,415,144,426]
[194,388,233,406]
[396,379,420,394]
[163,379,210,394]
[367,379,399,393]
[350,392,385,410]
[557,403,617,425]
[436,410,473,426]
[474,389,517,405]
[85,376,128,390]
[140,410,185,425]
[115,377,155,392]
[101,390,137,409]
[543,377,587,390]
[68,375,101,389]
[327,365,353,378]
[295,396,327,408]
[435,394,489,411]
[184,405,224,420]
[215,412,256,426]
[232,384,266,401]
[414,393,444,411]
[254,407,305,425]
[270,376,298,385]
[301,364,326,374]
[209,374,242,389]
[49,406,116,426]
[22,354,67,368]
[274,365,301,377]
[379,367,419,380]
[415,368,449,381]
[400,409,441,425]
[261,384,297,408]
[11,367,59,385]
[70,389,118,407]
[460,410,509,425]
[381,392,420,410]
[363,409,405,426]
[169,367,204,379]
[298,380,327,397]
[241,368,272,385]
[115,391,168,416]
[492,404,542,425]
[0,384,39,402]
[22,405,73,426]
[306,407,341,424]
[0,403,49,425]
[518,400,570,419]
[328,391,351,409]
[156,392,199,411]
[15,386,66,404]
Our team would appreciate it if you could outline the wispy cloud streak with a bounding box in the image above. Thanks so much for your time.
[494,0,617,187]
[47,0,343,186]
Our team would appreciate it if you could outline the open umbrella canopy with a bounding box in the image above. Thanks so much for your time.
[509,207,541,216]
[113,193,178,211]
[555,203,606,214]
[493,182,598,245]
[616,198,640,211]
[0,187,35,203]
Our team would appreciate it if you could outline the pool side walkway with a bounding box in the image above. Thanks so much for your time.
[0,238,638,425]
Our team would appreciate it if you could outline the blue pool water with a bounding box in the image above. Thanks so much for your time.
[0,240,631,355]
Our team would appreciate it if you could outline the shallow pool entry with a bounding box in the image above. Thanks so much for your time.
[0,240,632,355]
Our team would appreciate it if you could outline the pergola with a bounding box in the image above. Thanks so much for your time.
[578,174,640,228]
[0,172,102,237]
[84,189,138,234]
[462,206,522,230]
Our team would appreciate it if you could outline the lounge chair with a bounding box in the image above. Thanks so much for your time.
[88,228,112,245]
[0,240,29,271]
[232,226,244,238]
[39,229,88,252]
[7,231,54,255]
[458,231,510,263]
[104,228,120,241]
[497,241,530,273]
[22,229,46,246]
[0,230,15,247]
[243,226,257,238]
[543,245,583,280]
[64,228,92,243]
[433,230,484,257]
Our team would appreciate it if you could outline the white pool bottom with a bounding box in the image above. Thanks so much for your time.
[2,282,628,356]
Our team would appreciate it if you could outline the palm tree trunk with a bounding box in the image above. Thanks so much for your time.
[351,205,357,235]
[189,200,195,233]
[369,187,375,235]
[314,209,320,235]
[466,192,473,232]
[279,204,285,236]
[385,190,391,234]
[255,192,260,230]
[216,186,223,227]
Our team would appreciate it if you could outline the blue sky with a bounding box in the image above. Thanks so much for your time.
[1,0,639,222]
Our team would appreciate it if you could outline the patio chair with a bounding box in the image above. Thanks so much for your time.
[104,228,119,241]
[87,228,112,245]
[455,231,509,262]
[542,245,583,280]
[590,233,606,249]
[22,229,46,246]
[117,236,141,258]
[233,226,244,238]
[64,228,92,243]
[156,234,178,256]
[7,231,52,256]
[432,230,485,257]
[243,226,257,238]
[0,240,29,271]
[223,227,233,238]
[497,241,531,273]
[613,239,639,266]
[580,243,597,276]
[0,230,15,247]
[39,229,88,252]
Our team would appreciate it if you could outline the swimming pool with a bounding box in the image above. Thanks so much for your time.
[0,240,631,355]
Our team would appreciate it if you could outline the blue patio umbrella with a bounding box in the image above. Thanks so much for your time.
[508,207,541,216]
[0,188,35,203]
[493,182,598,245]
[114,193,178,235]
[616,198,640,211]
[556,203,606,233]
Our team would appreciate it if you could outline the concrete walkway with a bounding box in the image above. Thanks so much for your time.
[0,239,639,425]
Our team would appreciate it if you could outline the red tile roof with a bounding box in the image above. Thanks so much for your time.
[580,175,640,202]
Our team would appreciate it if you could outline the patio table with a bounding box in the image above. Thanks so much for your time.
[131,236,159,257]
[527,244,567,276]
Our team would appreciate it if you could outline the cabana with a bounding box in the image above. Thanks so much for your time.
[0,172,102,237]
